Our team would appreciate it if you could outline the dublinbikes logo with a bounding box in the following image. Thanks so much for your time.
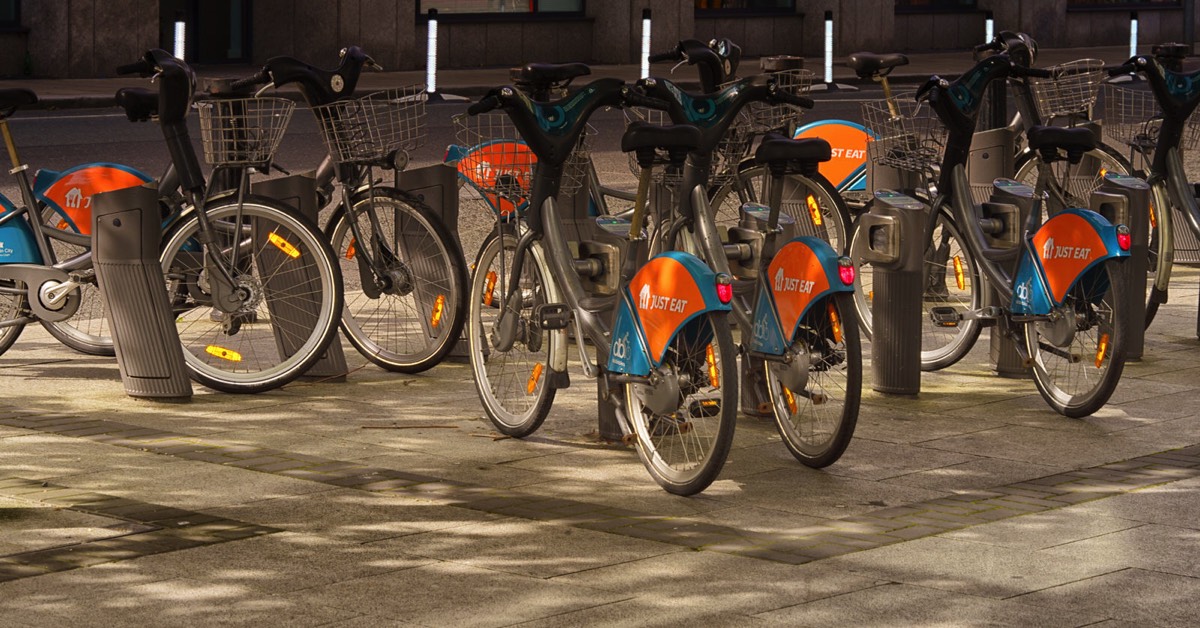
[1041,237,1093,262]
[773,268,816,294]
[637,284,689,313]
[612,332,630,360]
[1015,278,1033,308]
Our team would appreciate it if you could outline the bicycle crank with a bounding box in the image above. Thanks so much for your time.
[0,265,80,322]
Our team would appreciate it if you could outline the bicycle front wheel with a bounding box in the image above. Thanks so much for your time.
[328,188,468,373]
[624,311,737,496]
[159,199,343,393]
[709,165,852,255]
[850,206,982,371]
[765,292,861,468]
[468,229,558,437]
[1023,258,1129,417]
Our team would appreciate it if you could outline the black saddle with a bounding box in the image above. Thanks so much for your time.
[0,88,37,117]
[846,52,909,79]
[1027,125,1096,164]
[622,121,701,169]
[115,87,157,122]
[755,134,831,175]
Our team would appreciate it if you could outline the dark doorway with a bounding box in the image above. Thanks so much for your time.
[160,0,251,64]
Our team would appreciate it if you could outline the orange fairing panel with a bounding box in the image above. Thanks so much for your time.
[456,142,536,217]
[41,166,150,235]
[794,122,869,189]
[1032,213,1108,303]
[627,257,706,363]
[767,240,832,335]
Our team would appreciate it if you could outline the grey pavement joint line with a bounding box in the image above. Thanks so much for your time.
[3,409,1200,567]
[0,476,280,583]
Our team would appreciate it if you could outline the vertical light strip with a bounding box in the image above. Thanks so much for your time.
[984,11,994,44]
[173,20,186,60]
[1130,11,1139,58]
[641,9,652,80]
[824,10,833,84]
[427,9,438,94]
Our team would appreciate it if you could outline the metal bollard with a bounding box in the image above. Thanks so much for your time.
[92,183,192,399]
[982,179,1036,378]
[251,172,348,380]
[858,189,928,395]
[1090,172,1151,359]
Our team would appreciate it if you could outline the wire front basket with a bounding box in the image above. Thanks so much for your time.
[1102,84,1200,152]
[196,97,295,167]
[1029,58,1105,121]
[861,93,946,172]
[312,85,427,166]
[749,68,816,131]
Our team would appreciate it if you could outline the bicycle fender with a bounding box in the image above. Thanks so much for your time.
[0,194,42,264]
[1011,208,1130,315]
[34,163,153,235]
[749,236,853,355]
[607,251,731,377]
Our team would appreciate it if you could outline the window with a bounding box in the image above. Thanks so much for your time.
[895,0,979,12]
[419,1,584,14]
[0,0,19,29]
[694,0,795,12]
[1067,0,1181,7]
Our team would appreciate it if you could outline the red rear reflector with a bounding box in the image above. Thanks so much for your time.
[837,257,855,285]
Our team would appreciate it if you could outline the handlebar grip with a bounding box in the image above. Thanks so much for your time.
[973,41,1002,54]
[649,51,681,64]
[116,60,153,77]
[467,95,500,116]
[230,69,270,91]
[621,88,671,111]
[1107,62,1139,76]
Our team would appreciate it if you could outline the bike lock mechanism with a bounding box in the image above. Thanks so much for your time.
[983,179,1036,378]
[858,189,929,395]
[1090,172,1150,360]
[92,184,192,399]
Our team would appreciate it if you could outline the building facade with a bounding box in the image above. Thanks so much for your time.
[1,0,1197,78]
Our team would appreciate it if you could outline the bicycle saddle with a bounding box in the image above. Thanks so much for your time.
[620,121,702,153]
[846,52,909,79]
[115,87,157,122]
[512,62,591,86]
[1027,125,1096,163]
[755,134,832,166]
[0,88,37,118]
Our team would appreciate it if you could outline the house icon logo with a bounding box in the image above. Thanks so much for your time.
[774,268,785,292]
[638,284,651,310]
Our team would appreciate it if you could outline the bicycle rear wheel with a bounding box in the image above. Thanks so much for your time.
[1023,258,1129,417]
[709,165,852,255]
[39,208,113,355]
[765,292,861,468]
[328,188,467,373]
[623,310,737,496]
[159,199,342,393]
[0,280,27,357]
[468,230,558,437]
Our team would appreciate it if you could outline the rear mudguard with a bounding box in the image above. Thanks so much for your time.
[1011,208,1130,316]
[749,236,854,355]
[34,163,153,235]
[607,251,732,376]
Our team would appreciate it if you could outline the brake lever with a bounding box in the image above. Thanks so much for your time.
[671,59,687,75]
[254,82,275,98]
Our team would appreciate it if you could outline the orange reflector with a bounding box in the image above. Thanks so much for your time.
[706,344,720,388]
[953,255,965,291]
[1099,168,1108,178]
[346,238,356,260]
[526,363,544,395]
[483,271,497,307]
[868,289,874,302]
[205,345,243,362]
[268,232,301,258]
[807,194,822,227]
[57,220,70,230]
[1149,201,1157,229]
[1095,333,1109,368]
[431,294,446,328]
[782,386,798,414]
[828,301,843,344]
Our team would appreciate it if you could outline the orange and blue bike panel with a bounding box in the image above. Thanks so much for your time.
[607,251,731,376]
[1011,208,1130,315]
[0,193,42,264]
[749,236,852,355]
[34,163,152,235]
[793,120,873,192]
[444,142,534,218]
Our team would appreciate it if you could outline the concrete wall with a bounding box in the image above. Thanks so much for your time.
[20,0,158,78]
[694,14,804,57]
[894,11,986,52]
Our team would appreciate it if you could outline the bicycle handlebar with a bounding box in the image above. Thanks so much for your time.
[116,60,154,77]
[770,84,814,109]
[1106,59,1142,76]
[649,50,682,64]
[467,93,502,115]
[231,69,271,91]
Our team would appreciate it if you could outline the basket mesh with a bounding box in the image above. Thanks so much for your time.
[861,93,946,172]
[196,97,295,167]
[1102,84,1200,152]
[748,69,816,131]
[312,85,426,166]
[1029,59,1105,120]
[623,107,752,186]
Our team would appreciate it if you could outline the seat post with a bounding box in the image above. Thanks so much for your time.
[1,119,21,171]
[877,75,898,117]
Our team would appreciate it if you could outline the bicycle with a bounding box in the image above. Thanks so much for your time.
[910,52,1132,416]
[462,79,739,495]
[231,46,468,373]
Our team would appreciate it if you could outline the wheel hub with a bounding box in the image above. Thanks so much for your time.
[376,263,414,296]
[633,367,682,417]
[1039,307,1077,347]
[770,342,812,394]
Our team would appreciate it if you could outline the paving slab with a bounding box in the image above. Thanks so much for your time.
[1041,524,1200,578]
[1013,568,1200,627]
[940,508,1142,551]
[0,497,132,556]
[882,457,1070,493]
[1068,476,1200,529]
[701,467,949,519]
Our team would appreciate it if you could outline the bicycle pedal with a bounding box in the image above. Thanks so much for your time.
[534,302,572,330]
[929,306,961,328]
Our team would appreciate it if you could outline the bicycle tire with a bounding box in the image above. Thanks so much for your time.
[764,292,861,468]
[1014,144,1131,215]
[623,310,737,496]
[468,229,558,437]
[327,188,468,373]
[159,197,343,394]
[1023,257,1129,417]
[709,165,852,256]
[0,280,27,357]
[850,205,983,371]
[38,206,114,356]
